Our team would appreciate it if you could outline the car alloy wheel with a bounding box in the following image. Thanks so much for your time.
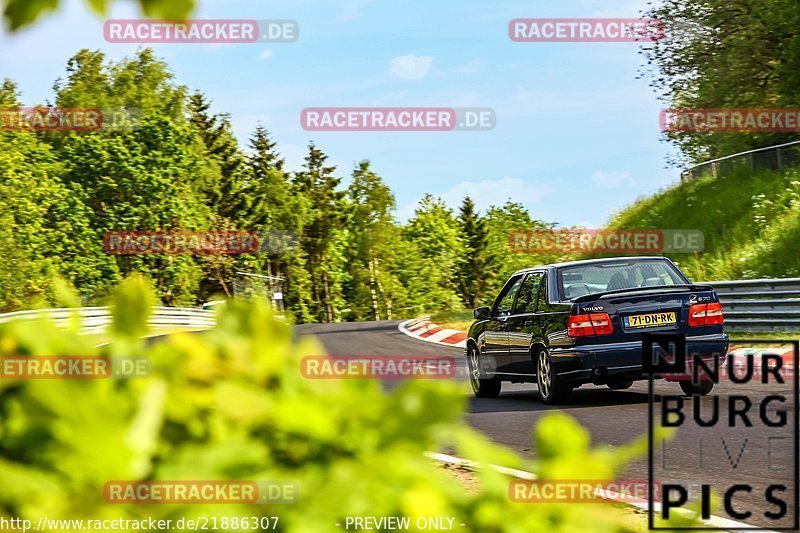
[536,349,570,404]
[469,346,481,390]
[466,345,501,398]
[537,350,551,399]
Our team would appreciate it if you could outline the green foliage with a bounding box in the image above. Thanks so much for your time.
[604,167,800,281]
[479,202,555,306]
[342,161,403,321]
[397,195,464,315]
[0,82,75,310]
[292,144,346,323]
[110,274,156,339]
[0,48,571,320]
[642,0,800,165]
[455,197,491,308]
[2,0,195,31]
[0,278,681,532]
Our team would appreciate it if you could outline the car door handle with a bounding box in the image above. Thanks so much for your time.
[524,320,533,326]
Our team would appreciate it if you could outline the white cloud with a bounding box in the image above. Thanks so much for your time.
[590,170,635,188]
[396,176,547,222]
[259,49,274,60]
[389,54,433,81]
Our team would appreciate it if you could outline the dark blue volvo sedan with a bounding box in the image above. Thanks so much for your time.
[465,257,729,404]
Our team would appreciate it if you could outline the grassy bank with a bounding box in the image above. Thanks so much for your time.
[604,167,800,282]
[430,309,474,331]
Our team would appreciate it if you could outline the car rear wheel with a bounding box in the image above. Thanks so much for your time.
[607,381,634,390]
[679,380,714,396]
[537,349,571,404]
[467,345,501,398]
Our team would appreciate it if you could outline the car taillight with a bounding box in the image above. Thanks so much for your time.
[688,302,724,327]
[568,313,614,337]
[705,302,724,325]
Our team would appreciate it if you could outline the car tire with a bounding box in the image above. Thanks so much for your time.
[607,381,634,390]
[536,349,571,404]
[466,345,501,398]
[679,380,714,396]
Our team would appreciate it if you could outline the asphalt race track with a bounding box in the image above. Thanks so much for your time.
[296,320,799,529]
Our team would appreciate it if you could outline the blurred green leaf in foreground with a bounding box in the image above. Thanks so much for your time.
[0,276,696,532]
[2,0,195,32]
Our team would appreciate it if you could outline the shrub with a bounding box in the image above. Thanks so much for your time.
[0,276,686,532]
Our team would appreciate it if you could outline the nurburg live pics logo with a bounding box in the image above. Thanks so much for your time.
[644,334,799,530]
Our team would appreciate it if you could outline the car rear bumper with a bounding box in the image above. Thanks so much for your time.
[550,333,729,385]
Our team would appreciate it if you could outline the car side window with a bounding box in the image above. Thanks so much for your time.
[536,274,550,311]
[513,273,542,314]
[494,276,524,317]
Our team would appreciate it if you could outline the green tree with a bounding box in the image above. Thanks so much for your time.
[0,80,81,310]
[343,161,403,321]
[397,195,464,315]
[186,92,254,301]
[455,196,491,308]
[188,92,248,220]
[642,0,800,164]
[246,126,313,322]
[54,49,187,121]
[293,144,345,322]
[482,201,554,300]
[52,50,210,305]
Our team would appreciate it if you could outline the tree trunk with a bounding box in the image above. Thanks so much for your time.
[368,257,380,321]
[321,268,334,322]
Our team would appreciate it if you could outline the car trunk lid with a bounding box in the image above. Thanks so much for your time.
[570,285,722,343]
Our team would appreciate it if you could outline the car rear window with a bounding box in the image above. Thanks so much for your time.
[558,260,687,300]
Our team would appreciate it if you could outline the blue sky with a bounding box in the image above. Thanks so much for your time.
[0,0,678,227]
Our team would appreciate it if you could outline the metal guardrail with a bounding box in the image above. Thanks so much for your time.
[681,139,800,181]
[0,281,797,333]
[0,306,216,334]
[707,278,800,332]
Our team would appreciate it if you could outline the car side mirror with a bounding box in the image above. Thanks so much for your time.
[473,306,491,320]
